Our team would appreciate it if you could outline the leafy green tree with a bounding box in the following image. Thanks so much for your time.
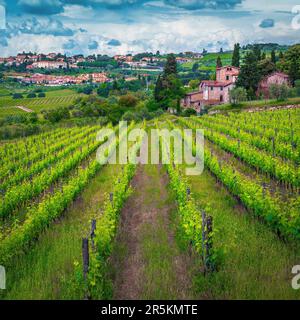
[42,107,70,123]
[229,87,247,105]
[38,92,46,98]
[97,83,110,98]
[82,86,93,95]
[294,79,300,96]
[258,59,276,77]
[192,62,199,72]
[118,94,139,108]
[278,44,300,85]
[188,79,200,89]
[232,43,240,67]
[269,83,290,101]
[113,79,119,91]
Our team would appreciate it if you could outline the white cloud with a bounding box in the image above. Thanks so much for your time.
[60,5,95,19]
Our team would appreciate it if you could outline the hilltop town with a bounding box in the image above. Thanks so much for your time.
[0,51,202,86]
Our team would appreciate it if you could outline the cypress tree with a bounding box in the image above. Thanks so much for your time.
[232,43,240,67]
[236,50,261,99]
[253,44,262,61]
[279,51,284,60]
[271,49,276,64]
[154,54,184,108]
[163,54,177,77]
[216,56,222,68]
[154,75,164,102]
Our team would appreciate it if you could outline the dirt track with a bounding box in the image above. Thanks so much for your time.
[112,165,193,300]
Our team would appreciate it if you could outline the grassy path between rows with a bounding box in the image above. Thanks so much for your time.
[110,164,195,300]
[1,164,121,300]
[186,168,300,299]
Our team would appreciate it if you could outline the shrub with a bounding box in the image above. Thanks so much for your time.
[229,87,247,106]
[38,92,46,98]
[42,107,70,123]
[118,94,139,108]
[269,83,290,101]
[12,93,23,99]
[182,108,197,117]
[27,93,37,98]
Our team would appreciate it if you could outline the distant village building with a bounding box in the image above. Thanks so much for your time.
[31,61,68,69]
[21,72,109,85]
[176,57,192,64]
[257,72,290,99]
[181,66,240,112]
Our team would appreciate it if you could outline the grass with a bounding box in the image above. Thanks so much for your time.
[140,165,187,300]
[0,163,121,300]
[110,164,194,300]
[210,97,300,112]
[185,168,300,299]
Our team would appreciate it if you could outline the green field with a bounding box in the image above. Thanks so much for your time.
[182,52,233,71]
[0,89,81,118]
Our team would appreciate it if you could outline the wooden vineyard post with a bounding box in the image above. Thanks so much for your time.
[110,192,114,207]
[186,187,191,199]
[82,238,89,281]
[272,137,275,157]
[82,238,90,300]
[205,216,214,272]
[201,210,206,266]
[90,219,96,250]
[262,182,267,198]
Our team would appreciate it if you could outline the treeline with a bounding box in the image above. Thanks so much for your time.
[41,93,163,124]
[231,43,300,100]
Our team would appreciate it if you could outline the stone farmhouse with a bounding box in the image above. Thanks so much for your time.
[257,72,290,99]
[181,66,240,113]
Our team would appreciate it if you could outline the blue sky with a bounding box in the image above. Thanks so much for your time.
[0,0,299,55]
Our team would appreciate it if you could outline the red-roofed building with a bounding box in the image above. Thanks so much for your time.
[181,65,240,112]
[257,72,290,99]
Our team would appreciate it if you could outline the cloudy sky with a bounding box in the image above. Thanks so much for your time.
[0,0,299,56]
